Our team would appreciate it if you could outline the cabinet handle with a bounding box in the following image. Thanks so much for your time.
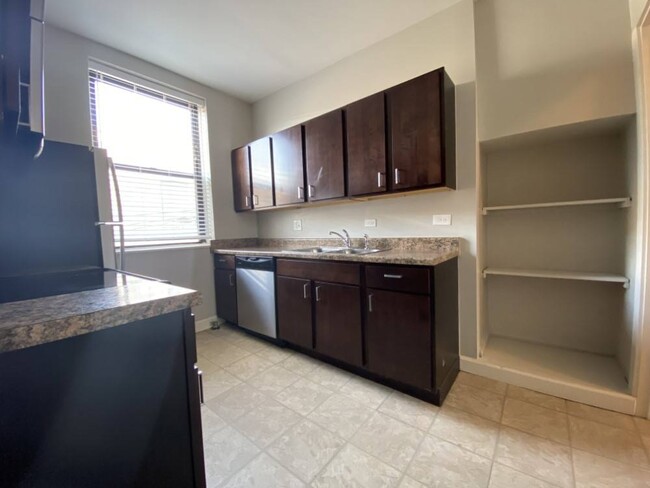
[315,285,321,302]
[308,185,315,198]
[253,194,259,205]
[298,186,304,199]
[368,293,373,312]
[229,273,235,287]
[194,363,204,405]
[383,274,403,279]
[377,171,385,188]
[303,282,310,299]
[394,168,401,185]
[244,195,250,208]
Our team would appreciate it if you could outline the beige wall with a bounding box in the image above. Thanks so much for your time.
[630,0,648,28]
[475,0,636,141]
[252,0,480,357]
[43,25,256,321]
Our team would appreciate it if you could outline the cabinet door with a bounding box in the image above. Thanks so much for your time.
[277,276,313,349]
[346,92,387,196]
[304,110,345,201]
[366,289,432,390]
[388,69,442,190]
[314,282,362,366]
[272,125,305,206]
[249,137,274,209]
[231,146,252,212]
[214,269,237,324]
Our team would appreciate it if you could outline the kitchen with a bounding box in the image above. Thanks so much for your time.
[3,0,647,486]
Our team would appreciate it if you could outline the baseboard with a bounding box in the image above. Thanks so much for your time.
[195,315,221,333]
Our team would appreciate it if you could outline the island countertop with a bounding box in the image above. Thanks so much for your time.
[211,237,460,267]
[0,271,201,353]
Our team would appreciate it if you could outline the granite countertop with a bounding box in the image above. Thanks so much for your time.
[211,237,460,267]
[0,272,201,354]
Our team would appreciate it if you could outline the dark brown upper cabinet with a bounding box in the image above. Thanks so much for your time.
[272,125,306,206]
[304,110,345,202]
[249,137,275,209]
[231,146,252,212]
[346,92,387,196]
[387,68,455,191]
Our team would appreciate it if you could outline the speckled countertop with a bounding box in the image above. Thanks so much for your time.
[0,272,201,354]
[211,237,459,267]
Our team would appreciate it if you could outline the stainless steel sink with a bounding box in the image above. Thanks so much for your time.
[286,246,388,255]
[327,248,387,255]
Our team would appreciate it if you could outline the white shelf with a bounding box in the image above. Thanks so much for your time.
[461,336,634,413]
[482,267,630,288]
[482,197,631,215]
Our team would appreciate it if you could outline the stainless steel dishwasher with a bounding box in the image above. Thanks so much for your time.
[235,256,277,339]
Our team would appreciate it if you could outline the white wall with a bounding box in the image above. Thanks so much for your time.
[252,0,479,357]
[43,25,256,321]
[630,0,648,28]
[475,0,636,141]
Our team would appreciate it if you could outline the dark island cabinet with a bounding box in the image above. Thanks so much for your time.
[231,146,252,212]
[346,92,387,196]
[249,137,275,209]
[214,254,237,324]
[387,68,455,191]
[304,109,346,202]
[272,125,306,206]
[276,275,313,349]
[0,310,206,488]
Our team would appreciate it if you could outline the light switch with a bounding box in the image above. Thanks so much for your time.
[364,219,377,227]
[293,219,302,231]
[432,214,452,225]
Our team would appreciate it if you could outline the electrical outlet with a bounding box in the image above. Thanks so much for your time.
[432,214,452,225]
[293,219,302,231]
[364,219,377,227]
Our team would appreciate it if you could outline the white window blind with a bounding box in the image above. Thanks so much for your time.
[89,67,213,247]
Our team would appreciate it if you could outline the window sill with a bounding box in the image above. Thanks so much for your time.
[121,243,211,253]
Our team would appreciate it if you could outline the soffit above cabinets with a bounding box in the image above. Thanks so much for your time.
[46,0,463,102]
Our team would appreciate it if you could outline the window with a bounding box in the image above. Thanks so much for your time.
[89,63,213,247]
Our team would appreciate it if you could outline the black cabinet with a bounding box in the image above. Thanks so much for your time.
[304,110,346,201]
[0,310,206,487]
[272,125,306,206]
[214,254,237,324]
[231,146,252,212]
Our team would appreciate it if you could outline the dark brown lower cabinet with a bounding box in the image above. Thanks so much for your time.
[314,282,362,367]
[366,289,432,390]
[277,276,313,349]
[214,268,237,324]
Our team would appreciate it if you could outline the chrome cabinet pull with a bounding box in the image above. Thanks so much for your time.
[194,363,204,404]
[394,168,402,185]
[383,274,403,279]
[315,285,321,302]
[253,194,259,205]
[368,294,373,312]
[298,186,304,199]
[308,185,315,198]
[377,171,385,188]
[303,282,309,299]
[244,195,250,207]
[229,273,235,287]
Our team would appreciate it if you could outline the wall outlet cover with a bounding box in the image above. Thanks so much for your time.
[432,214,452,225]
[293,219,302,231]
[364,219,377,227]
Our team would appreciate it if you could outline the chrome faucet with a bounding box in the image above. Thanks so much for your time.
[329,229,351,248]
[363,233,370,250]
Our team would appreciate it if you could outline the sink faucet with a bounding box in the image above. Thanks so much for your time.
[329,229,351,248]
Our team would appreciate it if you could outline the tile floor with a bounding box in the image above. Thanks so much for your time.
[196,324,650,487]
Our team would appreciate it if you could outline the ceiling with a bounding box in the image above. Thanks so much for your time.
[47,0,462,102]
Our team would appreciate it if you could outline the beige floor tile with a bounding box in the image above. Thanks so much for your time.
[643,434,650,456]
[636,417,650,436]
[221,453,305,488]
[501,398,570,445]
[274,377,333,415]
[307,392,374,439]
[351,411,423,471]
[494,427,573,488]
[312,444,402,488]
[281,353,320,376]
[567,401,637,431]
[569,416,649,467]
[573,448,650,488]
[398,477,426,488]
[506,385,567,412]
[230,398,302,448]
[203,425,260,488]
[204,325,239,342]
[407,435,492,488]
[247,364,300,394]
[430,405,500,458]
[339,376,392,409]
[488,463,559,488]
[206,383,269,422]
[203,342,251,366]
[457,371,508,395]
[379,391,439,431]
[267,419,345,483]
[255,344,293,364]
[229,334,270,353]
[197,356,221,375]
[201,405,227,440]
[202,367,242,402]
[224,354,274,381]
[308,363,352,391]
[445,382,504,422]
